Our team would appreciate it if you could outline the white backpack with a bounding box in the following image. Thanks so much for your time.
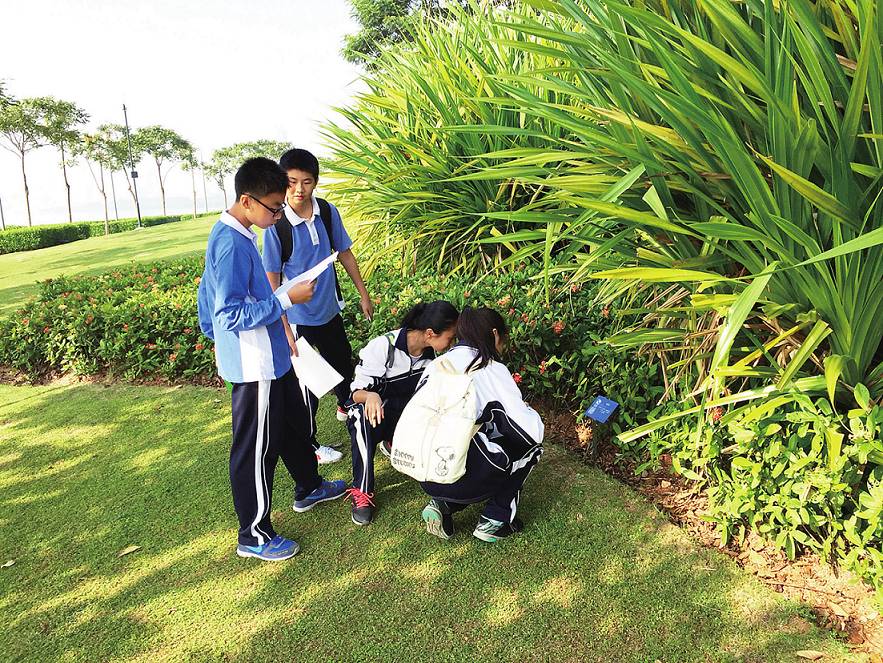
[390,357,480,484]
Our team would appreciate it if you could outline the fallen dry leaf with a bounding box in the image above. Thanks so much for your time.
[828,602,849,618]
[795,651,825,661]
[117,545,141,558]
[1,560,14,568]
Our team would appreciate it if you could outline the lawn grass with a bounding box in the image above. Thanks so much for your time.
[0,215,218,317]
[0,382,853,662]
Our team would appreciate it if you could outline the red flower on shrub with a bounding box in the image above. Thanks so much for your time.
[601,306,610,318]
[512,372,523,384]
[169,353,177,362]
[539,360,547,375]
[497,295,512,307]
[145,343,157,350]
[123,324,129,332]
[194,277,201,285]
[710,407,723,424]
[521,312,530,323]
[508,307,515,316]
[570,283,581,293]
[463,291,471,298]
[183,328,192,334]
[553,320,565,335]
[195,343,204,351]
[85,315,94,325]
[43,326,50,333]
[22,318,29,326]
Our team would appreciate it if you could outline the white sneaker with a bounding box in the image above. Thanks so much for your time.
[315,445,343,464]
[336,406,348,422]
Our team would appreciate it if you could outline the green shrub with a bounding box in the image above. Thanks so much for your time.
[0,257,214,380]
[0,214,197,254]
[0,223,93,253]
[0,254,660,421]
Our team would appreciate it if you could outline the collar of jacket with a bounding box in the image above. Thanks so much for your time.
[394,327,436,361]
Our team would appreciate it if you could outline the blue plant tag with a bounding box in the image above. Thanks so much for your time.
[585,396,619,423]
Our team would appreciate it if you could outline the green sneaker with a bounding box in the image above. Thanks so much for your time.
[422,499,454,539]
[472,515,524,542]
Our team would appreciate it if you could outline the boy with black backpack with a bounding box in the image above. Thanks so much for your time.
[263,148,373,465]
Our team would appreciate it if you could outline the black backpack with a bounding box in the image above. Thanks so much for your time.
[275,197,342,302]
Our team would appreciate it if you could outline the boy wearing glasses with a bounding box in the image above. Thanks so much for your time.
[197,157,346,562]
[263,148,373,466]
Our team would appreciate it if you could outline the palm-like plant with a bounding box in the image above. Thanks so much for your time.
[323,2,583,274]
[477,0,883,427]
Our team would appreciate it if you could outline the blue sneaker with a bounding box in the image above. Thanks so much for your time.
[293,479,347,512]
[236,535,299,561]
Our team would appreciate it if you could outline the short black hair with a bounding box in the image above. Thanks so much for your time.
[234,157,288,199]
[279,148,320,179]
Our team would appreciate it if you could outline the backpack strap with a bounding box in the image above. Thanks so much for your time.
[384,332,397,369]
[276,214,294,269]
[316,197,343,304]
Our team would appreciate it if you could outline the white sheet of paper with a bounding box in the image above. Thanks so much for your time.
[274,252,339,300]
[291,336,345,399]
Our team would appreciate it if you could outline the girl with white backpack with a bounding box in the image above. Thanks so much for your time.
[343,301,459,525]
[416,307,544,543]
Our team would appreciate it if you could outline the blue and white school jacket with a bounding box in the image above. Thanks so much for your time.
[197,213,293,383]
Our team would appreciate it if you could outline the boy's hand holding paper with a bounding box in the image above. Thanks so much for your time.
[275,251,338,308]
[287,279,316,305]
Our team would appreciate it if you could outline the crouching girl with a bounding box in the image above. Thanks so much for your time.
[418,306,544,542]
[345,301,459,525]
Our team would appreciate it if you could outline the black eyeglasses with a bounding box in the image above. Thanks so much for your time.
[246,194,286,216]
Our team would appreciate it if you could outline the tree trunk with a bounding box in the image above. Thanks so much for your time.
[61,143,72,223]
[21,154,32,227]
[201,167,208,213]
[100,163,109,235]
[221,186,228,209]
[123,172,137,209]
[156,160,166,215]
[0,195,6,231]
[191,166,197,220]
[109,171,119,221]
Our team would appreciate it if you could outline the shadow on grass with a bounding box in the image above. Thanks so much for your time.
[0,384,846,662]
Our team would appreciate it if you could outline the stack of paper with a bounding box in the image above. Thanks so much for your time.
[291,336,345,398]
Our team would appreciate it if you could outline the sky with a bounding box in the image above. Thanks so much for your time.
[0,0,364,226]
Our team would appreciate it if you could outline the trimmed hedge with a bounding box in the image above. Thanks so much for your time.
[0,214,204,255]
[0,255,658,424]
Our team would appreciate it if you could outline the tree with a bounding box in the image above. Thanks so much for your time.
[135,125,192,215]
[39,97,89,223]
[96,123,141,213]
[0,97,49,226]
[78,130,116,235]
[180,147,199,220]
[205,147,236,209]
[0,83,10,230]
[206,141,292,207]
[343,0,484,67]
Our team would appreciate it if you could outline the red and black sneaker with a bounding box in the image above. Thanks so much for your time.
[345,487,375,526]
[336,406,348,422]
[379,439,393,458]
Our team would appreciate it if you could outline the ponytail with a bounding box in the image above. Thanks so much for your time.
[456,306,508,371]
[400,300,459,334]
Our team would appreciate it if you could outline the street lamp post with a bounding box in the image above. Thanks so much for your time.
[122,104,143,228]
